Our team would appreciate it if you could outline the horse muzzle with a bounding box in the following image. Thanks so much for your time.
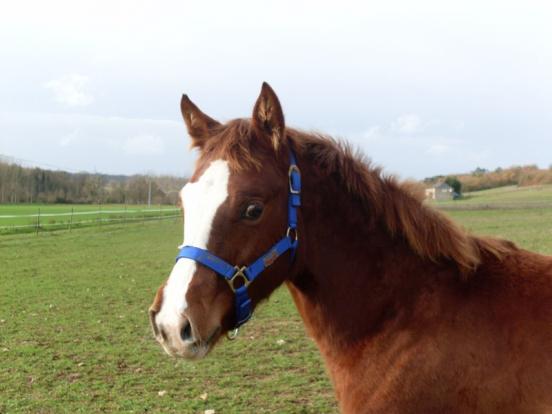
[149,308,220,360]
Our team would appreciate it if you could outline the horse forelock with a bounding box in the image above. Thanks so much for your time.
[199,119,290,173]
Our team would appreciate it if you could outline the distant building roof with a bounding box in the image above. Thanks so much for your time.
[434,182,453,191]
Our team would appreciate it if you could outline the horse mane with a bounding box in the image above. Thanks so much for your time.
[204,119,515,276]
[291,131,518,275]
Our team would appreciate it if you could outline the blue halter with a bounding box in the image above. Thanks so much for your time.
[175,150,301,329]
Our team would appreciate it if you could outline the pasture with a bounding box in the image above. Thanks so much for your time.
[0,219,333,413]
[1,196,552,413]
[434,184,552,209]
[435,185,552,254]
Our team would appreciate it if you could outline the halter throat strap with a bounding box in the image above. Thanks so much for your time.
[175,149,301,328]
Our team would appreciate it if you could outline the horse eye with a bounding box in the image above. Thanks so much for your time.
[242,203,263,220]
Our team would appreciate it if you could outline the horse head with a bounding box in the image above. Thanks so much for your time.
[149,83,300,359]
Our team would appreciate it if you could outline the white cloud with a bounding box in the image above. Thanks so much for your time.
[362,126,383,141]
[392,114,423,134]
[426,144,451,155]
[59,129,79,147]
[44,74,94,107]
[123,134,165,156]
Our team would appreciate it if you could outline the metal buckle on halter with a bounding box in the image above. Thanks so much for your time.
[227,266,250,292]
[288,165,301,194]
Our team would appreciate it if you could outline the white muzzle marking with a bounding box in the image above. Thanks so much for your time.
[155,159,230,337]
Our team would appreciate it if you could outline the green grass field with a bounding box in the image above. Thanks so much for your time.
[447,208,552,254]
[0,204,179,234]
[0,220,334,413]
[432,185,552,254]
[1,194,552,413]
[433,184,552,209]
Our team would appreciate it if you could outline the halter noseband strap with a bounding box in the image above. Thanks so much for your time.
[175,149,301,329]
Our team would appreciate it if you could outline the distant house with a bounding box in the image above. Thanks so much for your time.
[425,182,454,201]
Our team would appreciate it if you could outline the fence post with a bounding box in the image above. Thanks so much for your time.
[124,205,127,225]
[99,203,102,228]
[69,207,74,232]
[36,208,40,235]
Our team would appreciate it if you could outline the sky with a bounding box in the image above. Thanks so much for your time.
[0,0,551,179]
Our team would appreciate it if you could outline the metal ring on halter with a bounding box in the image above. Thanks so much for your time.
[286,226,298,241]
[227,328,239,340]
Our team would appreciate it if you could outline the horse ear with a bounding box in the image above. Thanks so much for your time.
[252,82,285,151]
[180,94,221,149]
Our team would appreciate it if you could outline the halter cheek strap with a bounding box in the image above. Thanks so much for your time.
[175,150,301,329]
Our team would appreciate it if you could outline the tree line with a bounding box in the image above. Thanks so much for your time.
[0,160,186,205]
[4,158,550,205]
[424,164,552,193]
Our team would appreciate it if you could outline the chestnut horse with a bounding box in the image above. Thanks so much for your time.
[149,83,552,413]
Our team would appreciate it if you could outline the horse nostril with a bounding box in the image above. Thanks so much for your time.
[180,320,193,342]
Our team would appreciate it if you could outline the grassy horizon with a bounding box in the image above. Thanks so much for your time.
[432,184,552,208]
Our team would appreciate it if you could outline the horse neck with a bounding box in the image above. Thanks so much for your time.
[288,159,457,356]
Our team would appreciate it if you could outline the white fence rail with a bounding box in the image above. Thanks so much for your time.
[0,206,181,235]
[0,208,173,218]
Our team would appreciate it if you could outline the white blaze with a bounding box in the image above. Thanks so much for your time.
[155,160,230,331]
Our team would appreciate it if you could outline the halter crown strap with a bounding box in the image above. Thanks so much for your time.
[176,149,301,328]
